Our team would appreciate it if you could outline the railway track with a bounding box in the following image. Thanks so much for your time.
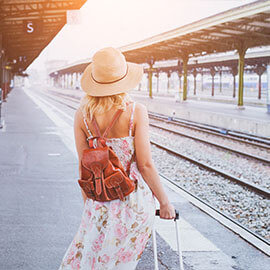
[151,139,270,199]
[159,172,270,256]
[38,90,270,255]
[42,90,270,194]
[148,112,270,150]
[48,89,270,151]
[151,144,270,253]
[149,122,270,164]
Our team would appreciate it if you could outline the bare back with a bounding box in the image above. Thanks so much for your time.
[81,102,135,139]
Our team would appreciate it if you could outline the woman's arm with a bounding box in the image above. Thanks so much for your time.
[134,103,175,219]
[74,109,89,205]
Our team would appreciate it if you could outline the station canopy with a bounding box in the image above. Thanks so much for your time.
[0,0,87,73]
[50,0,270,77]
[120,0,270,64]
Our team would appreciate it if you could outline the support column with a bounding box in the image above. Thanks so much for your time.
[181,54,189,101]
[0,34,4,102]
[148,58,155,99]
[192,69,197,95]
[177,60,183,99]
[267,64,270,114]
[201,71,204,92]
[231,65,238,98]
[0,35,3,129]
[72,73,75,89]
[148,69,152,98]
[3,60,9,101]
[138,82,141,91]
[254,64,266,100]
[75,72,79,89]
[237,45,247,107]
[219,69,222,93]
[210,67,216,97]
[69,74,72,88]
[66,74,68,88]
[167,71,171,93]
[65,74,68,89]
[68,74,71,88]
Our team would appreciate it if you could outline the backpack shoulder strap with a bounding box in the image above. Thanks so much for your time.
[102,109,123,138]
[129,102,136,137]
[92,116,102,137]
[83,112,102,139]
[82,113,93,141]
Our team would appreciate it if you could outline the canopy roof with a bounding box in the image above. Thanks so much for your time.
[49,49,270,76]
[120,0,270,64]
[50,0,270,76]
[0,0,87,73]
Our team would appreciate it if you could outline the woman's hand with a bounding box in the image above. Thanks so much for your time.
[159,202,176,219]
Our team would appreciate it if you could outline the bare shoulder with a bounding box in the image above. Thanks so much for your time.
[75,107,82,117]
[134,102,148,119]
[74,108,84,126]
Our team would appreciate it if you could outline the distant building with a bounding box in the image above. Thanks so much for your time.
[45,60,68,76]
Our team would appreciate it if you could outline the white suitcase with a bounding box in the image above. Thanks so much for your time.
[152,209,184,270]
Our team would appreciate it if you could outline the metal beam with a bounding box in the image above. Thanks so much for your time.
[214,24,270,40]
[0,1,85,18]
[1,12,66,20]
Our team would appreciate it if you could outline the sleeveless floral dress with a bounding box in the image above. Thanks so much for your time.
[58,103,156,270]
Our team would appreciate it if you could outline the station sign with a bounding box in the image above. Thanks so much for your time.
[23,20,43,35]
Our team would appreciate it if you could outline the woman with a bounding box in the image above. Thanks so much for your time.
[58,47,175,270]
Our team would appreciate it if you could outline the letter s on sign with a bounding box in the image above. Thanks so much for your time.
[27,22,34,33]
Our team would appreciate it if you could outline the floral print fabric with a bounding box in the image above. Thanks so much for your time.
[58,136,156,270]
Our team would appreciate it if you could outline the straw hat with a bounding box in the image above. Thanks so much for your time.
[81,47,143,96]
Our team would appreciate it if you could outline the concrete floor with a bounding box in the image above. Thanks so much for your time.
[0,86,269,270]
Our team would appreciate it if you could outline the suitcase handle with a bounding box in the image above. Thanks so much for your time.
[155,209,179,221]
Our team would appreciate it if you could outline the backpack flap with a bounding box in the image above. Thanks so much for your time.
[81,146,109,197]
[78,178,96,199]
[105,171,125,201]
[81,146,109,170]
[105,170,135,201]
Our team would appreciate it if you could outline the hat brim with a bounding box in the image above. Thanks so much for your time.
[80,62,143,97]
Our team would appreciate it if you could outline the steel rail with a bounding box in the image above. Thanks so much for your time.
[149,112,270,150]
[47,91,270,149]
[39,91,78,110]
[40,90,270,254]
[159,173,270,251]
[150,122,270,164]
[42,91,270,197]
[150,140,270,199]
[49,90,270,150]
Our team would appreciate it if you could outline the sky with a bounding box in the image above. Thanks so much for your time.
[28,0,256,71]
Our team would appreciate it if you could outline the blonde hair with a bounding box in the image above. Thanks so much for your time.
[80,92,132,120]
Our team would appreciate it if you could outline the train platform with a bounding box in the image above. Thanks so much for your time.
[46,86,270,138]
[131,91,270,139]
[1,86,269,270]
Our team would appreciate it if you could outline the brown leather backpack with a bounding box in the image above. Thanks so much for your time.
[78,109,135,202]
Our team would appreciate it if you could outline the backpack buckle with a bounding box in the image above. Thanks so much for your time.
[93,138,98,149]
